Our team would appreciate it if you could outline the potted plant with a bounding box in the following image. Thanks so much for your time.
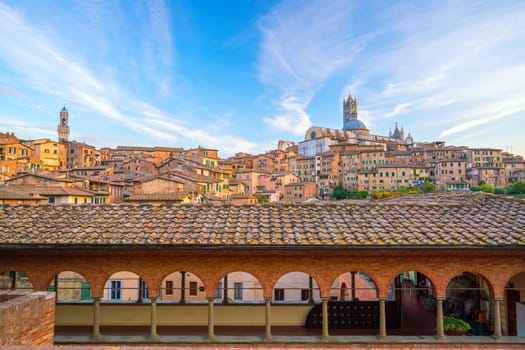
[443,316,472,335]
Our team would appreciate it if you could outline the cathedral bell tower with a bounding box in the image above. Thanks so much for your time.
[57,106,70,142]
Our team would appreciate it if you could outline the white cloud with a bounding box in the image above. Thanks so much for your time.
[344,1,525,145]
[257,0,371,134]
[0,2,264,155]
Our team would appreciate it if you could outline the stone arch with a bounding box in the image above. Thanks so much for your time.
[48,271,91,301]
[504,272,525,336]
[386,270,437,336]
[330,271,378,301]
[273,271,321,303]
[382,266,441,299]
[102,270,150,302]
[445,271,494,336]
[214,271,264,303]
[159,271,206,303]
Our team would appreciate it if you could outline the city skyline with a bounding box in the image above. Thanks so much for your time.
[0,0,524,157]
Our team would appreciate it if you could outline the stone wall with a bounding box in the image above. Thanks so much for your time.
[0,291,55,346]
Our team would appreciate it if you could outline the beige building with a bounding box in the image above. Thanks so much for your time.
[23,139,66,171]
[283,182,317,200]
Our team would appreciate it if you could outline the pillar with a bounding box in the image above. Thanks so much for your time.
[379,297,387,338]
[264,297,272,341]
[150,297,158,340]
[493,298,502,338]
[207,297,215,340]
[92,297,101,340]
[10,271,16,290]
[222,275,228,304]
[436,297,445,338]
[321,297,329,340]
[180,271,186,304]
[138,277,143,303]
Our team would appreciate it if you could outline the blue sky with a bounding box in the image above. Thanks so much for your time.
[0,0,524,157]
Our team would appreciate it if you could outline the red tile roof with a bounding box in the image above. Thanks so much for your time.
[0,193,523,248]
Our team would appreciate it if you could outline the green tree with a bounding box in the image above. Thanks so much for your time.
[508,180,525,195]
[256,194,268,204]
[472,183,494,193]
[332,185,348,200]
[421,182,435,193]
[349,190,369,199]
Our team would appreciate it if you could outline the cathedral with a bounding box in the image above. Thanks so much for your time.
[299,93,413,157]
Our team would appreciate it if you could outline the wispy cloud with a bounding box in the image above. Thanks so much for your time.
[257,0,371,134]
[344,1,525,142]
[0,1,262,156]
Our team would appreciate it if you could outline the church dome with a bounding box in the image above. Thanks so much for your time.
[343,118,368,131]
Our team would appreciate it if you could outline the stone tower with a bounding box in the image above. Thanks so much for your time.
[343,93,358,125]
[57,106,70,143]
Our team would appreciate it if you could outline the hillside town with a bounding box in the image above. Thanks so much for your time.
[1,94,524,205]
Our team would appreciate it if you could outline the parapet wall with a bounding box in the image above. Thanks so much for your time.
[0,291,55,346]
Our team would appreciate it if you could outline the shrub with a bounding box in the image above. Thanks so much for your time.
[421,182,435,193]
[508,180,525,195]
[494,187,507,195]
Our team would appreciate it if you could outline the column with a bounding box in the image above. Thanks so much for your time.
[180,271,186,304]
[207,297,215,340]
[138,277,143,303]
[10,271,16,290]
[92,297,101,340]
[222,275,229,304]
[308,276,314,305]
[150,297,159,340]
[493,298,502,338]
[436,297,445,338]
[321,297,329,340]
[264,297,272,341]
[379,297,387,338]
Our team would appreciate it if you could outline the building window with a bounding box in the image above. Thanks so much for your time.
[109,280,122,300]
[216,282,222,299]
[301,289,310,301]
[274,288,284,301]
[234,282,243,300]
[165,280,173,295]
[140,280,148,299]
[48,197,56,204]
[189,281,198,296]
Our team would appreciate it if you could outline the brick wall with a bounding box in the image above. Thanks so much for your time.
[0,291,55,346]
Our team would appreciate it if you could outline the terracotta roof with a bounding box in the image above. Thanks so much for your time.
[0,193,524,248]
[125,193,190,201]
[1,185,95,197]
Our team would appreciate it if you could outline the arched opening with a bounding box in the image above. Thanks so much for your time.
[325,271,379,335]
[274,272,321,336]
[160,271,206,303]
[103,271,149,303]
[48,271,90,301]
[388,271,436,335]
[216,271,264,304]
[0,270,34,292]
[446,272,493,336]
[505,272,525,336]
[273,272,320,304]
